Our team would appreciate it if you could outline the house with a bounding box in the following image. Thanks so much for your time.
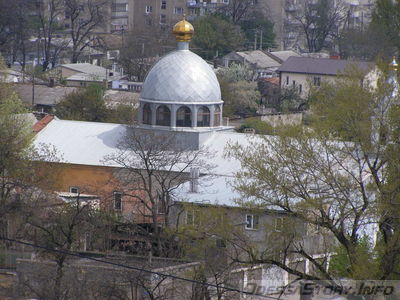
[14,84,77,113]
[270,50,301,62]
[55,63,126,87]
[222,50,282,78]
[0,68,25,83]
[222,50,301,79]
[277,56,374,97]
[111,80,143,92]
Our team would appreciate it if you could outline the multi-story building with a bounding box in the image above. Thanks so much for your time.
[111,0,130,32]
[257,0,376,51]
[129,0,229,34]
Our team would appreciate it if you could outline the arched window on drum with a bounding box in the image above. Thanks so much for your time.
[156,105,171,126]
[197,106,210,127]
[214,105,221,127]
[176,106,192,127]
[142,103,152,125]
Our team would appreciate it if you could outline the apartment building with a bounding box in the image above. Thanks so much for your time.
[258,0,376,51]
[111,0,130,32]
[129,0,229,33]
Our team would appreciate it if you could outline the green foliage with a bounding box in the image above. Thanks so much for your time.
[169,204,236,260]
[218,63,260,116]
[239,118,274,135]
[371,0,400,54]
[338,26,394,61]
[55,84,108,122]
[329,237,378,279]
[55,84,137,124]
[227,65,400,281]
[309,69,374,144]
[240,13,275,50]
[217,63,254,82]
[105,103,137,125]
[279,86,305,112]
[192,15,245,59]
[220,80,260,117]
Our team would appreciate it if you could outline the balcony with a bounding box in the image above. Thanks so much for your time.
[285,5,298,12]
[187,1,226,8]
[187,1,203,8]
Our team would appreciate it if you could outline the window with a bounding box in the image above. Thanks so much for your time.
[214,105,221,127]
[286,76,289,85]
[160,14,166,24]
[157,193,168,214]
[112,3,127,12]
[176,106,191,127]
[145,5,152,13]
[161,0,166,9]
[216,239,226,248]
[245,214,259,230]
[186,210,200,226]
[275,217,283,232]
[142,103,152,125]
[313,76,321,86]
[174,7,183,15]
[113,191,122,210]
[156,105,171,126]
[197,106,210,127]
[69,186,79,194]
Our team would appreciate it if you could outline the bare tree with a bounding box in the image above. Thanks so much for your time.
[0,1,13,47]
[293,0,347,52]
[118,29,172,82]
[22,195,109,300]
[106,128,211,257]
[64,0,108,63]
[34,0,65,71]
[219,0,256,24]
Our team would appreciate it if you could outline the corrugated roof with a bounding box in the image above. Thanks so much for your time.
[33,119,127,167]
[277,56,373,76]
[236,50,281,69]
[15,84,77,106]
[61,63,123,80]
[270,50,301,62]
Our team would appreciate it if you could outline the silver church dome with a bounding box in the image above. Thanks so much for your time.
[140,49,221,103]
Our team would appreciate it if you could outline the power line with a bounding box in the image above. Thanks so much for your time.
[0,237,284,300]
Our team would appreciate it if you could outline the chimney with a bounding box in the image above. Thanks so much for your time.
[189,167,200,193]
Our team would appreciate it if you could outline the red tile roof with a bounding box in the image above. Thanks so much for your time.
[260,77,280,85]
[33,115,54,133]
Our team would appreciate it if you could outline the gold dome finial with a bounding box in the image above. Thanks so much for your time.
[389,56,398,71]
[173,14,194,42]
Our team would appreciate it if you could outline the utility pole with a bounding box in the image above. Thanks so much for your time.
[32,72,35,107]
[254,29,257,50]
[260,30,263,50]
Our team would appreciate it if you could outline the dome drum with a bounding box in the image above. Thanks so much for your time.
[139,101,223,128]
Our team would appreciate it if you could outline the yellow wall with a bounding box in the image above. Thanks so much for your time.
[47,162,156,224]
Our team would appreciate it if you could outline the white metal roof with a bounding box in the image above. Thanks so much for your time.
[33,119,127,167]
[33,118,258,174]
[33,118,265,207]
